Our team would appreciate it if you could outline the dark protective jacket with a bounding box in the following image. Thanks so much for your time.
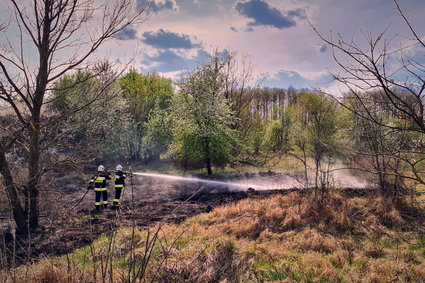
[115,171,127,186]
[89,172,111,188]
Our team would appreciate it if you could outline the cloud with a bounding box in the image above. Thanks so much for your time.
[217,49,230,60]
[141,50,190,73]
[261,70,334,89]
[138,0,178,12]
[235,0,304,29]
[245,27,254,32]
[319,45,327,53]
[114,27,138,40]
[150,0,178,12]
[141,48,229,74]
[261,70,312,89]
[141,29,201,49]
[287,9,304,19]
[173,0,235,16]
[230,26,238,32]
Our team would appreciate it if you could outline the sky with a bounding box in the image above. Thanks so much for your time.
[2,0,425,93]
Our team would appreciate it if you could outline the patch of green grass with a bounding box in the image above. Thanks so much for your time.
[417,235,425,248]
[268,267,289,281]
[73,253,89,268]
[253,261,289,281]
[172,235,192,250]
[287,265,309,282]
[381,240,393,249]
[409,235,425,251]
[351,259,367,271]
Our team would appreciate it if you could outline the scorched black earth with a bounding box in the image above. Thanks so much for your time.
[1,172,298,264]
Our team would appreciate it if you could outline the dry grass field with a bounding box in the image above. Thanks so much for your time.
[3,191,424,282]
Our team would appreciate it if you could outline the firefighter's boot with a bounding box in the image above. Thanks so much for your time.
[91,206,101,214]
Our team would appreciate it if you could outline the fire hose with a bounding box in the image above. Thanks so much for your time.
[72,187,91,209]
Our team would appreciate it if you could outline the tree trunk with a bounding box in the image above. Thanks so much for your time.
[26,5,51,229]
[136,125,143,160]
[28,116,40,229]
[204,137,212,175]
[0,143,27,233]
[315,158,320,189]
[206,156,212,175]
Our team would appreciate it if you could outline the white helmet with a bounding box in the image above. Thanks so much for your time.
[116,164,123,171]
[97,165,105,172]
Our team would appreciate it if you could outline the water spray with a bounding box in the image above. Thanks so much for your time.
[132,170,367,191]
[132,172,269,190]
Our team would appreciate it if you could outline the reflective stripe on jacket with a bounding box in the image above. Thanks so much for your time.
[90,172,111,188]
[115,171,127,186]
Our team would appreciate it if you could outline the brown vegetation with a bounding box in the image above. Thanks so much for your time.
[2,191,423,282]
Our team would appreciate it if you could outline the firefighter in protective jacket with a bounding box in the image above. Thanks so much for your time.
[88,165,111,211]
[113,165,127,209]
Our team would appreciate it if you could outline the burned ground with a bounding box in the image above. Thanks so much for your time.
[0,172,371,265]
[0,173,293,264]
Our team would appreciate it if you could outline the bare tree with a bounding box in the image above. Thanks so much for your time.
[310,0,425,198]
[222,51,254,123]
[0,0,149,233]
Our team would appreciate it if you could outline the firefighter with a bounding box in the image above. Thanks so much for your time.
[88,165,111,212]
[112,164,127,209]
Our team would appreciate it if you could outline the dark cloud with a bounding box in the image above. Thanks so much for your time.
[149,0,177,12]
[138,0,177,12]
[114,27,137,40]
[141,49,229,73]
[192,49,230,64]
[141,29,201,49]
[141,50,191,73]
[230,26,238,32]
[319,45,327,53]
[194,49,210,64]
[217,49,230,60]
[144,50,181,63]
[245,27,254,32]
[235,0,304,29]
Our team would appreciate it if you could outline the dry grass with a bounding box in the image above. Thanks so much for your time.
[157,192,425,282]
[3,192,425,282]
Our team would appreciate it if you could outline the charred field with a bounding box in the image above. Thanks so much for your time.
[1,171,309,263]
